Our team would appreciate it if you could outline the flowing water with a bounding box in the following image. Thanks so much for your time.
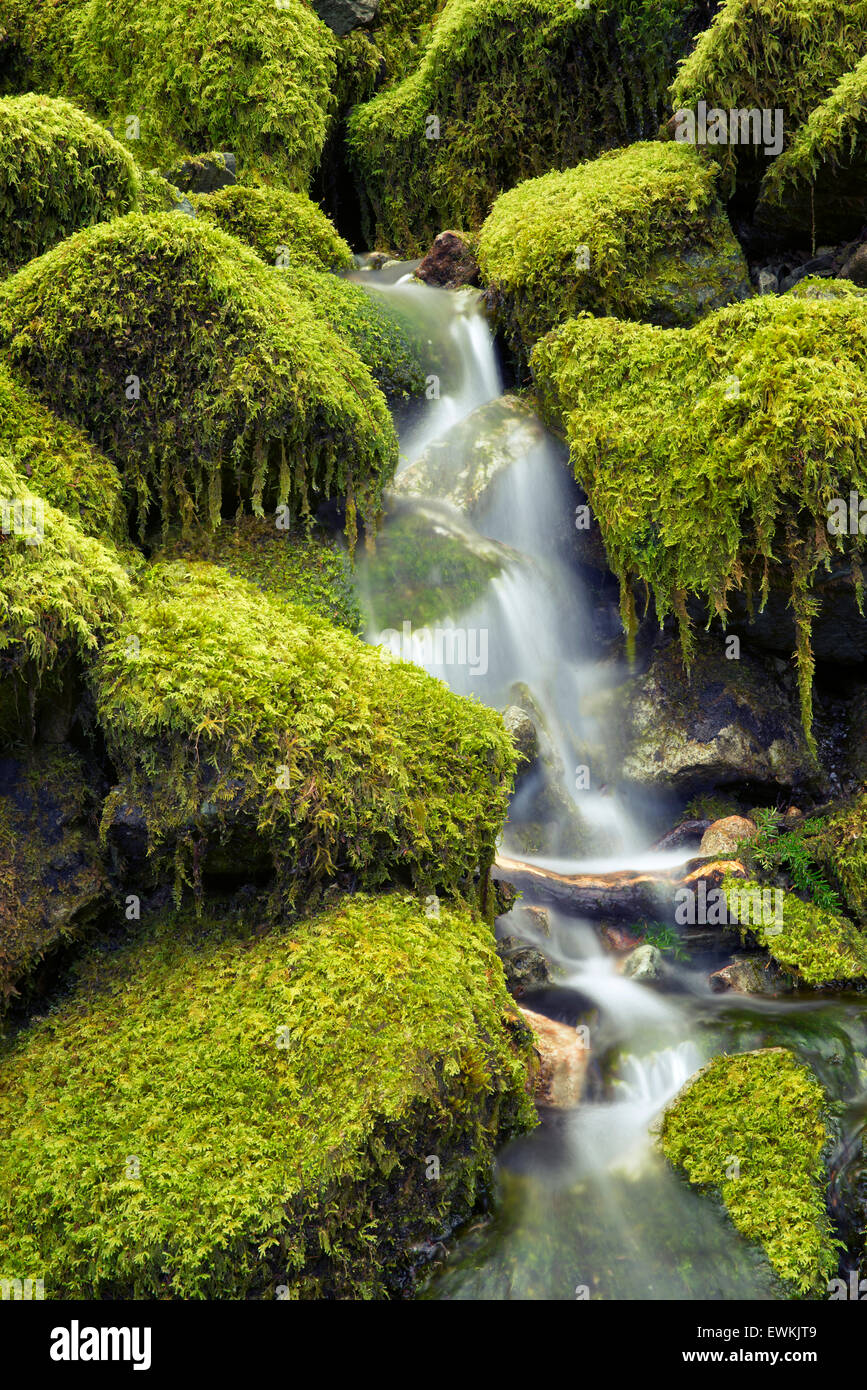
[349,261,867,1300]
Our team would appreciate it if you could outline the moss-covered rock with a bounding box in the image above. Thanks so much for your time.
[478,142,750,366]
[531,287,867,742]
[134,168,183,214]
[0,215,398,546]
[0,359,125,542]
[0,890,535,1297]
[0,746,107,1010]
[0,93,139,276]
[195,184,354,271]
[2,0,337,188]
[669,0,867,195]
[93,559,515,906]
[156,515,363,634]
[658,1048,838,1295]
[802,795,867,929]
[723,878,867,986]
[347,0,718,252]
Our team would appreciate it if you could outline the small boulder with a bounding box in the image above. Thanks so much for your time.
[502,705,538,778]
[496,936,551,996]
[518,1006,589,1108]
[415,231,479,289]
[309,0,379,36]
[621,943,664,982]
[699,815,757,858]
[840,242,867,288]
[164,152,236,194]
[709,955,794,996]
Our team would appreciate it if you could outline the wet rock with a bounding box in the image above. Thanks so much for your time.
[699,815,757,857]
[518,1006,589,1108]
[497,936,552,996]
[600,923,644,953]
[310,0,380,36]
[840,242,867,288]
[621,943,664,982]
[415,230,479,289]
[164,152,236,194]
[728,560,867,666]
[502,705,538,779]
[392,396,549,517]
[757,267,778,295]
[709,955,794,996]
[365,251,397,270]
[651,818,711,852]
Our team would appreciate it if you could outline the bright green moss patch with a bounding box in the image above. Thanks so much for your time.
[802,797,867,928]
[0,891,535,1297]
[669,0,867,192]
[723,878,867,986]
[0,747,106,1008]
[478,142,749,364]
[348,0,716,253]
[0,214,398,548]
[659,1048,837,1295]
[156,515,362,633]
[134,168,183,214]
[284,266,426,404]
[0,454,130,687]
[93,560,515,906]
[194,184,354,271]
[756,54,867,243]
[531,290,867,741]
[0,93,139,275]
[3,0,337,188]
[0,359,125,542]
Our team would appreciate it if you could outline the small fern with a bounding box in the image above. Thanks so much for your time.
[743,814,841,910]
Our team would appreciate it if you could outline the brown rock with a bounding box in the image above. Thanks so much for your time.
[699,816,757,857]
[709,955,794,996]
[518,1006,589,1108]
[415,230,479,289]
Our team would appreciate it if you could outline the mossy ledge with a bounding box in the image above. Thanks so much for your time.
[93,560,516,907]
[531,286,867,744]
[659,1048,838,1296]
[723,878,867,987]
[0,92,139,277]
[0,892,536,1298]
[0,214,398,547]
[194,184,354,272]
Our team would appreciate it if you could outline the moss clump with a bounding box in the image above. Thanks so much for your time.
[0,747,106,1009]
[156,515,363,634]
[0,359,125,542]
[0,214,398,548]
[0,93,139,276]
[0,891,535,1297]
[194,184,354,271]
[93,560,515,906]
[134,168,183,214]
[659,1048,838,1295]
[347,0,717,253]
[756,54,867,244]
[478,142,749,365]
[531,289,867,743]
[284,266,426,404]
[802,796,867,928]
[669,0,867,193]
[723,878,867,986]
[0,454,130,691]
[2,0,337,188]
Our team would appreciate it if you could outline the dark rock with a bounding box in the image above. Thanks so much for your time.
[840,242,867,288]
[780,255,835,293]
[502,705,538,778]
[497,935,552,996]
[415,231,479,289]
[164,152,236,195]
[310,0,379,35]
[651,818,711,852]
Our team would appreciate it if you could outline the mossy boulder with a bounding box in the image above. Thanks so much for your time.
[669,0,867,195]
[0,93,139,276]
[478,142,750,366]
[194,184,354,271]
[0,358,125,542]
[658,1048,838,1295]
[0,215,398,546]
[347,0,719,252]
[0,891,535,1297]
[0,746,107,1011]
[2,0,337,187]
[134,168,184,214]
[723,877,867,987]
[531,287,867,742]
[802,796,867,929]
[93,560,516,906]
[156,515,362,634]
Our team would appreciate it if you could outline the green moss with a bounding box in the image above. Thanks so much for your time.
[0,93,139,276]
[531,289,867,742]
[669,0,867,193]
[756,53,867,244]
[0,358,125,542]
[802,796,867,927]
[0,747,106,1008]
[347,0,717,253]
[93,560,516,907]
[134,167,183,214]
[659,1048,838,1295]
[723,878,867,986]
[479,141,749,365]
[0,214,398,548]
[0,890,535,1297]
[156,515,363,634]
[0,454,130,688]
[2,0,337,188]
[194,184,354,271]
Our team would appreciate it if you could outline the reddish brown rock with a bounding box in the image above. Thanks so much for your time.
[415,230,479,289]
[518,1006,589,1108]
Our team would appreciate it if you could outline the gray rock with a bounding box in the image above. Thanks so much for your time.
[497,936,552,995]
[840,242,867,288]
[310,0,380,35]
[709,955,794,996]
[757,267,778,295]
[165,152,236,195]
[621,943,664,981]
[502,705,538,777]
